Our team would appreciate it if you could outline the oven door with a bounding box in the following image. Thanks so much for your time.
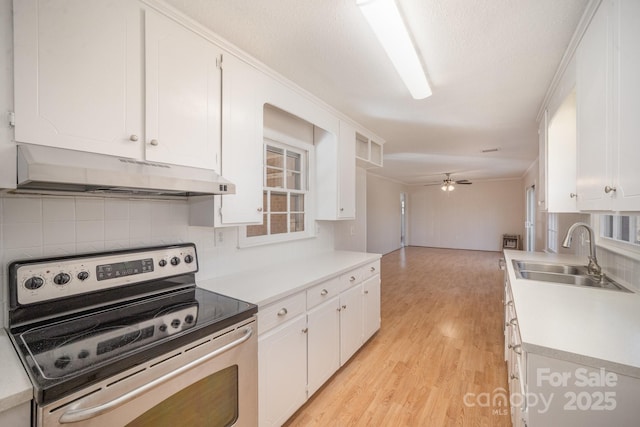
[38,318,257,427]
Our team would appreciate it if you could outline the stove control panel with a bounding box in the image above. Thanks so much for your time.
[14,244,198,306]
[27,304,199,379]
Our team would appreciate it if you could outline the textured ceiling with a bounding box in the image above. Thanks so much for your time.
[163,0,588,185]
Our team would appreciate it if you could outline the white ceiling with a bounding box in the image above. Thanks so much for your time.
[163,0,588,186]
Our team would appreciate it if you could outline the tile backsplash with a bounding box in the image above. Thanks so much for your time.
[597,246,640,292]
[0,194,193,327]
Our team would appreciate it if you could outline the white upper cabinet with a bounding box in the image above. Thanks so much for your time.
[219,53,265,225]
[13,0,142,158]
[576,0,640,211]
[144,9,221,170]
[14,0,221,170]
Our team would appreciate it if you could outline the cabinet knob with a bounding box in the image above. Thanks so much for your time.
[364,290,369,294]
[340,208,344,211]
[277,308,288,317]
[604,186,616,194]
[570,193,577,198]
[337,307,342,312]
[510,374,519,380]
[349,276,356,282]
[342,304,347,310]
[149,139,159,146]
[301,328,308,334]
[257,207,263,212]
[370,267,376,272]
[129,134,139,142]
[320,289,328,296]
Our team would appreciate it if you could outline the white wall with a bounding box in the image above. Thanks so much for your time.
[334,167,367,252]
[0,0,15,189]
[366,173,407,255]
[409,179,524,252]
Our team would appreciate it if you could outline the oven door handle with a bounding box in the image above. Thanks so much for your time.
[58,326,254,424]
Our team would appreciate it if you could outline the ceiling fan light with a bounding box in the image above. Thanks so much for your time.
[356,0,431,99]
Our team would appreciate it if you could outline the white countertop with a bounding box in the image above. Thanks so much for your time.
[503,250,640,378]
[199,250,381,307]
[0,329,32,413]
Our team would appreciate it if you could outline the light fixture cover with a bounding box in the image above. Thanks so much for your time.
[357,0,431,99]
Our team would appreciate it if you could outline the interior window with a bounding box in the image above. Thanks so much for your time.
[600,215,640,246]
[246,140,308,239]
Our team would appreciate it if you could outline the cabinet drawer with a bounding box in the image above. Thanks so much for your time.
[360,260,380,281]
[341,269,362,289]
[258,292,306,335]
[307,276,341,309]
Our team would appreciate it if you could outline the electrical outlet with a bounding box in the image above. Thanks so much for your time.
[217,231,224,243]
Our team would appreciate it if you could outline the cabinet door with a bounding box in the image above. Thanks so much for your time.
[219,54,265,224]
[13,0,141,158]
[338,121,356,219]
[307,297,340,397]
[537,111,547,211]
[576,0,614,210]
[145,10,220,170]
[614,0,640,210]
[362,275,381,342]
[340,284,363,365]
[258,316,307,427]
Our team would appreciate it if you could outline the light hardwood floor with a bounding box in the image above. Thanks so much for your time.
[283,246,512,427]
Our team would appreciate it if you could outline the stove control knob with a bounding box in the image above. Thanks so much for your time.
[184,314,195,324]
[184,254,194,264]
[54,356,71,370]
[158,259,167,267]
[170,256,180,266]
[24,276,44,290]
[171,319,181,328]
[53,273,71,285]
[159,324,167,332]
[77,271,89,281]
[77,350,90,359]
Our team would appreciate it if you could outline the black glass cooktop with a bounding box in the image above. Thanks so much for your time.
[10,285,257,404]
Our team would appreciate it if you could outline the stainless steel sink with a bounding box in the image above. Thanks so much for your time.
[512,260,632,293]
[512,261,588,275]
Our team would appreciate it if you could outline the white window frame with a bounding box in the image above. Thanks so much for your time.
[239,133,315,248]
[595,214,640,259]
[547,213,558,253]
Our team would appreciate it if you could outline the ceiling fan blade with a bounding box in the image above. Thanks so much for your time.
[456,181,473,185]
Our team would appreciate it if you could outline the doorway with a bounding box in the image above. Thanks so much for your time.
[400,193,407,247]
[525,185,536,251]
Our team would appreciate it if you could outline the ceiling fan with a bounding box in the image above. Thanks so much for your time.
[425,173,473,191]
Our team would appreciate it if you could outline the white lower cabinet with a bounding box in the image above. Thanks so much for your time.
[339,283,364,365]
[0,402,30,427]
[258,315,307,427]
[307,297,341,396]
[258,260,381,426]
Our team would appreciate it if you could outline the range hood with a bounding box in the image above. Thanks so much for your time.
[16,144,235,197]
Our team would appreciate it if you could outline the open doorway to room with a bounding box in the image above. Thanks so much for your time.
[525,185,536,251]
[400,192,407,247]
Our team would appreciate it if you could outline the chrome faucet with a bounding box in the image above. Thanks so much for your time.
[562,222,602,279]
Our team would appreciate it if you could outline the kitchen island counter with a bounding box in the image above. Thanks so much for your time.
[503,249,640,379]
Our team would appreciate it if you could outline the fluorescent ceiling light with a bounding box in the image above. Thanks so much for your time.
[357,0,432,99]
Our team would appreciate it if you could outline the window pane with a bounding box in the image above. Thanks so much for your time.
[266,167,283,188]
[290,194,304,212]
[286,151,301,172]
[287,171,301,190]
[271,214,287,234]
[290,213,304,232]
[621,216,630,242]
[246,215,267,237]
[266,146,284,168]
[270,192,287,213]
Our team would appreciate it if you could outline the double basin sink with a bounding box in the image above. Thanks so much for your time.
[513,260,632,293]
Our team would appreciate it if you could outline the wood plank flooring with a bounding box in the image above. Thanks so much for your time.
[283,246,511,427]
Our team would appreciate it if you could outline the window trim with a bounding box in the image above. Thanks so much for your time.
[238,135,315,248]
